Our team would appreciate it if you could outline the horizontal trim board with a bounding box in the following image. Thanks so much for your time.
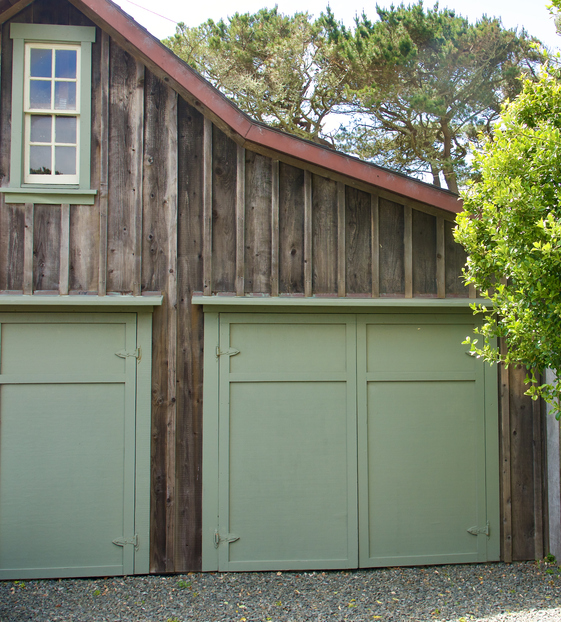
[0,565,124,580]
[0,189,97,205]
[365,372,476,382]
[0,374,126,384]
[10,23,97,42]
[193,295,489,309]
[228,373,349,382]
[0,295,163,307]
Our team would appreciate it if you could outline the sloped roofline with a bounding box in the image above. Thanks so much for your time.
[0,0,463,214]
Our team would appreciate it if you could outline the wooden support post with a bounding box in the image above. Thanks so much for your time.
[59,204,70,295]
[271,160,280,297]
[98,30,109,296]
[337,182,346,297]
[533,380,545,559]
[436,216,445,299]
[236,144,245,296]
[500,339,513,563]
[203,117,212,296]
[371,194,379,298]
[163,92,179,573]
[404,204,413,298]
[133,63,145,297]
[304,170,312,297]
[23,203,34,295]
[546,368,561,558]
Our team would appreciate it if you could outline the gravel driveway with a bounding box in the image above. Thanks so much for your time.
[1,561,561,622]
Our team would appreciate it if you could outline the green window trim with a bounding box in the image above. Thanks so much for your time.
[5,23,96,204]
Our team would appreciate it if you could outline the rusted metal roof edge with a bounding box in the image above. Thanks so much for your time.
[4,0,463,215]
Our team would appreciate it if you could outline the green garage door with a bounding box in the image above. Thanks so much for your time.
[0,313,140,579]
[216,314,358,570]
[357,315,499,567]
[206,312,499,571]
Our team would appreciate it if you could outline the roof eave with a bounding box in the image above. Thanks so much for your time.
[2,0,463,214]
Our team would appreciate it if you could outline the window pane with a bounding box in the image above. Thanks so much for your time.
[54,81,76,110]
[30,145,51,175]
[30,80,52,109]
[30,116,52,143]
[55,146,76,175]
[55,49,77,79]
[30,48,52,78]
[55,116,77,144]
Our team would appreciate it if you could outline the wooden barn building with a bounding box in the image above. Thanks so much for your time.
[0,0,556,579]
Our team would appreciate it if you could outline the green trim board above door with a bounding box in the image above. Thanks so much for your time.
[0,312,153,579]
[202,312,499,571]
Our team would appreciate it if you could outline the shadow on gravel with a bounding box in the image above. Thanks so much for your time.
[1,561,561,622]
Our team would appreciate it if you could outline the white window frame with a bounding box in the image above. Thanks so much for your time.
[1,23,97,205]
[23,42,81,185]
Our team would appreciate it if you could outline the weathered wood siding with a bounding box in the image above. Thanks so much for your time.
[0,0,548,571]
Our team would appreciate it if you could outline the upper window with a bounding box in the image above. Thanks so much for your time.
[2,24,97,205]
[24,43,81,184]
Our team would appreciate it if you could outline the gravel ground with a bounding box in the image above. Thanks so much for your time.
[1,561,561,622]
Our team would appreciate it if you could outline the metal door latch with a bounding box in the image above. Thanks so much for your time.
[115,347,142,361]
[467,522,489,537]
[214,530,240,548]
[216,347,240,358]
[112,534,139,550]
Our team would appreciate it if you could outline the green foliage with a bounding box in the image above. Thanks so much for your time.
[163,4,543,192]
[323,2,543,192]
[163,8,345,143]
[455,64,561,416]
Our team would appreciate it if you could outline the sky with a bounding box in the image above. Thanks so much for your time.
[113,0,560,50]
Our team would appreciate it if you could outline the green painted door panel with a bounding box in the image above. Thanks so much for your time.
[357,315,498,567]
[217,314,358,571]
[203,311,500,571]
[0,314,138,580]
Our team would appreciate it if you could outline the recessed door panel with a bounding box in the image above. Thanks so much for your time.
[0,313,138,579]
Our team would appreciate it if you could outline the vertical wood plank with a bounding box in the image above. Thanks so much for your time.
[98,30,109,295]
[244,151,272,293]
[444,220,469,297]
[469,283,477,299]
[236,144,245,296]
[175,98,204,571]
[279,163,305,294]
[304,170,312,297]
[23,203,33,294]
[166,124,178,576]
[404,205,413,298]
[371,194,379,298]
[33,205,61,291]
[0,20,14,191]
[436,216,445,299]
[141,71,179,571]
[345,186,371,295]
[337,182,346,297]
[379,199,404,296]
[107,46,144,293]
[203,116,212,295]
[532,385,544,559]
[211,128,237,292]
[271,160,280,297]
[59,204,70,295]
[133,63,145,296]
[499,342,512,563]
[412,210,437,296]
[0,204,25,291]
[510,364,537,560]
[312,175,337,294]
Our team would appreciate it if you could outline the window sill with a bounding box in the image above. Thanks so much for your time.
[0,187,97,205]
